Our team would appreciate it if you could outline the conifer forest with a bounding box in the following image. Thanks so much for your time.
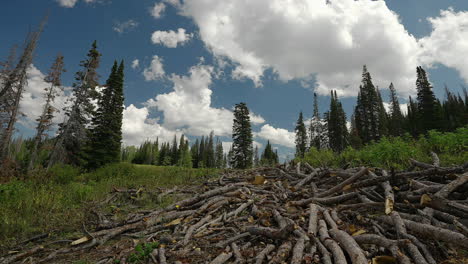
[1,2,468,264]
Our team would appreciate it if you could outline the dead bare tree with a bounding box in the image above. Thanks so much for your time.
[0,17,46,162]
[27,54,65,171]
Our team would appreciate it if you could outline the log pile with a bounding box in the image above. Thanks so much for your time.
[1,156,468,264]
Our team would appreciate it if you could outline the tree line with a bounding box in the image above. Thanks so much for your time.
[295,65,468,157]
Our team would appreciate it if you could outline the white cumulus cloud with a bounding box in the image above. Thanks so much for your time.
[178,0,421,96]
[143,55,166,81]
[419,8,468,84]
[146,64,235,136]
[151,28,193,48]
[256,124,295,148]
[151,2,166,18]
[122,104,178,146]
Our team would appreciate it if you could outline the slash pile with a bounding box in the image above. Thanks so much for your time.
[1,155,468,264]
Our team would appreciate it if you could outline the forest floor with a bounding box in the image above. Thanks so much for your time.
[1,159,468,264]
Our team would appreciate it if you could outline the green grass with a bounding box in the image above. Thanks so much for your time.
[0,163,219,250]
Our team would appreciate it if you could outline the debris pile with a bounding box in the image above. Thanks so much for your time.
[2,155,468,264]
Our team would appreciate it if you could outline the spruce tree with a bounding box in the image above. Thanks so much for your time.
[215,138,224,169]
[171,135,178,165]
[191,139,199,168]
[416,66,437,134]
[327,91,349,152]
[232,102,253,169]
[354,65,385,144]
[309,93,322,150]
[253,145,259,167]
[85,59,125,169]
[206,131,215,168]
[405,96,419,137]
[260,140,278,166]
[199,136,205,167]
[295,111,307,158]
[388,83,403,136]
[28,55,65,170]
[48,41,101,168]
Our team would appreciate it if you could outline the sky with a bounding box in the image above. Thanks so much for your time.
[1,0,468,160]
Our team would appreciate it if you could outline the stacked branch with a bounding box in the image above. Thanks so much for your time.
[1,156,468,264]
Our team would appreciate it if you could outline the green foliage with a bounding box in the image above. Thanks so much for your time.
[295,112,307,158]
[128,242,159,263]
[299,128,467,170]
[49,164,81,184]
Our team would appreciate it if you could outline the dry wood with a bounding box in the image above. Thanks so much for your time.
[255,244,275,264]
[318,220,347,264]
[329,228,367,264]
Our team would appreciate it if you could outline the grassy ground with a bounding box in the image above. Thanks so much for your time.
[0,163,219,250]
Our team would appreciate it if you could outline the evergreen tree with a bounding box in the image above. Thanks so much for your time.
[349,114,362,149]
[177,137,192,168]
[28,55,65,170]
[260,141,278,166]
[416,66,437,133]
[171,135,178,165]
[376,87,389,137]
[215,138,224,169]
[199,136,205,167]
[151,138,159,165]
[405,96,419,137]
[309,93,322,150]
[85,59,125,169]
[253,145,259,167]
[442,86,466,131]
[295,111,307,158]
[327,91,349,152]
[206,131,215,168]
[354,65,384,144]
[388,83,403,136]
[191,139,200,168]
[232,102,253,169]
[48,41,101,167]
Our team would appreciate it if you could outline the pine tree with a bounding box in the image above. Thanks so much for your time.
[215,138,224,169]
[295,111,307,158]
[0,18,45,161]
[376,87,389,137]
[443,87,467,131]
[177,137,192,168]
[28,55,65,170]
[85,60,125,169]
[388,83,403,136]
[349,114,362,149]
[48,41,101,168]
[199,136,205,167]
[405,96,419,137]
[232,102,253,169]
[416,66,437,134]
[151,138,159,165]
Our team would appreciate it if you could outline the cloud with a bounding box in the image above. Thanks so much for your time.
[250,112,265,125]
[131,59,140,69]
[256,124,295,148]
[146,64,235,136]
[113,20,139,34]
[19,65,72,130]
[151,2,166,18]
[419,8,468,84]
[143,55,165,81]
[56,0,104,8]
[151,28,193,48]
[178,0,421,96]
[122,104,179,146]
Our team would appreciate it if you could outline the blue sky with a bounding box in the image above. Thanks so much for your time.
[2,0,468,159]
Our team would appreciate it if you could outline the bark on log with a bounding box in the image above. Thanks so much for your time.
[329,228,367,264]
[318,220,347,264]
[255,244,275,264]
[290,237,306,264]
[317,167,368,197]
